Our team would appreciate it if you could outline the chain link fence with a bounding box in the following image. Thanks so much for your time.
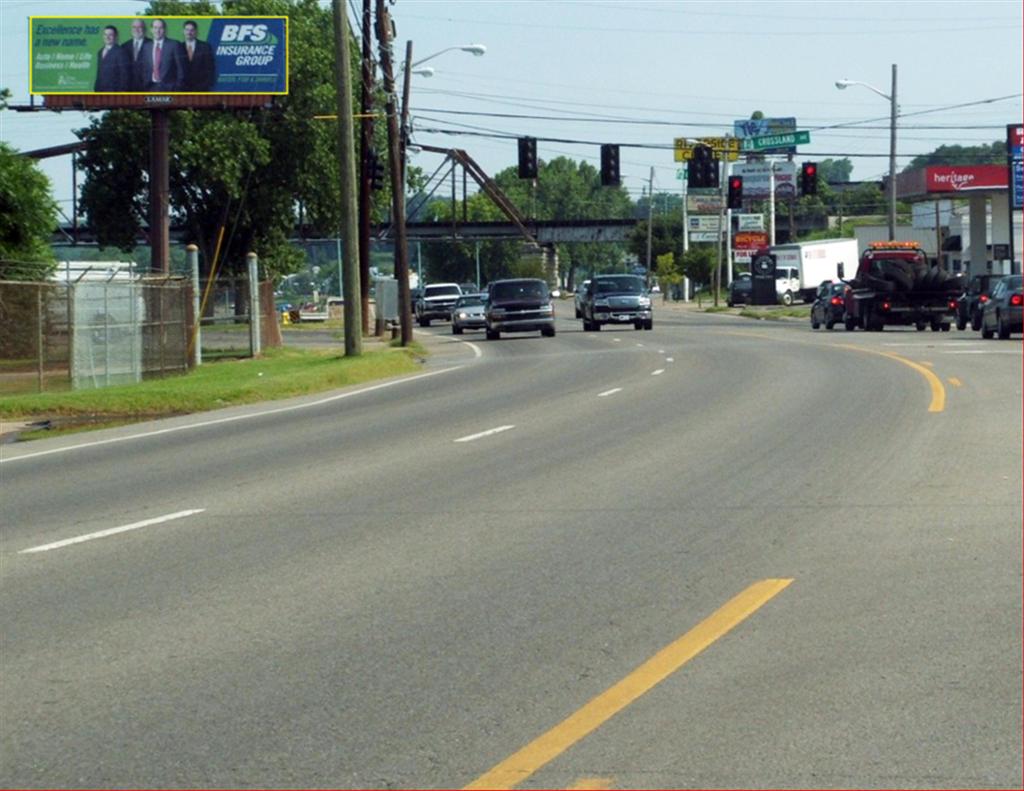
[0,278,190,395]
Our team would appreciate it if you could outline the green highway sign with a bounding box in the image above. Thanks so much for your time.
[741,130,811,151]
[675,166,687,180]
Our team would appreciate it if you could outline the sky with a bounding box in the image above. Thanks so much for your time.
[2,0,1022,220]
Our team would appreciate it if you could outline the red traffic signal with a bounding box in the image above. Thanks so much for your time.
[801,162,818,195]
[727,175,743,209]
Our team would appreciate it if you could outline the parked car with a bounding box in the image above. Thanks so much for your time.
[727,273,752,307]
[957,273,1005,331]
[579,274,653,331]
[451,294,487,334]
[980,274,1022,339]
[485,278,556,340]
[574,279,590,318]
[810,281,848,330]
[415,283,462,326]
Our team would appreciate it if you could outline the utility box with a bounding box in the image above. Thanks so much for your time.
[750,252,778,305]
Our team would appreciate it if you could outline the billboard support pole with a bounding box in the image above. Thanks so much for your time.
[150,109,170,274]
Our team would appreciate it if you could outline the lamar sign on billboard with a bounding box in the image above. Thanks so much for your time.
[29,16,288,96]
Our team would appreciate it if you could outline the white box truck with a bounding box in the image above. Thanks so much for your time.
[769,238,859,304]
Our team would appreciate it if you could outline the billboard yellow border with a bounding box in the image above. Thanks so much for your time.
[28,15,289,96]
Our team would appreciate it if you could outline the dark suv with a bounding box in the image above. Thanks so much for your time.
[484,279,556,340]
[956,273,1005,331]
[579,274,653,331]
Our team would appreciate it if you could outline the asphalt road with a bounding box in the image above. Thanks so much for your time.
[2,304,1021,789]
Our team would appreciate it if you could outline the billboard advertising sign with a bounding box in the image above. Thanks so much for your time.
[733,117,798,154]
[730,162,797,199]
[733,231,768,250]
[30,16,288,95]
[1009,124,1023,211]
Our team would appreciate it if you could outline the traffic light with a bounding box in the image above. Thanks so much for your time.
[600,144,620,186]
[801,161,818,196]
[518,136,538,179]
[367,149,385,192]
[688,144,718,189]
[727,175,743,209]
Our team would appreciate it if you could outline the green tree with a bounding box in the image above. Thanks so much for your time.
[679,246,715,287]
[905,141,1005,170]
[76,0,380,280]
[0,142,59,280]
[655,251,682,298]
[817,158,853,184]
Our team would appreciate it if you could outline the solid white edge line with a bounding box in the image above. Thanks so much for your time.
[414,329,483,359]
[652,369,665,376]
[454,425,515,443]
[0,366,463,465]
[598,388,623,397]
[19,509,206,554]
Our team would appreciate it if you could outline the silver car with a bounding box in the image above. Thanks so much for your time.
[574,280,590,318]
[452,293,487,334]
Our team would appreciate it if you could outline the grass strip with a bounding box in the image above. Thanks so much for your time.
[0,345,423,421]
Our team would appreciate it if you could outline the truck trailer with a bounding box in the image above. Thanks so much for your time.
[768,238,860,304]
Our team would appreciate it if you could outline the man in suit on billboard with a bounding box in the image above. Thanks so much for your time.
[94,25,131,92]
[143,18,186,92]
[181,20,216,92]
[121,18,152,92]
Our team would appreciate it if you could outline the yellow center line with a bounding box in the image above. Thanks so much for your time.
[463,578,794,791]
[948,377,963,388]
[565,777,613,790]
[919,360,934,367]
[716,332,947,414]
[835,344,946,413]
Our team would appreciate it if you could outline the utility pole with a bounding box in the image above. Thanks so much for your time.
[358,0,373,335]
[644,166,654,289]
[331,0,361,356]
[887,63,898,239]
[377,0,412,345]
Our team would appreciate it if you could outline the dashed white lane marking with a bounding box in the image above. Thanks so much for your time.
[636,343,645,347]
[666,357,674,363]
[598,388,623,397]
[454,425,516,443]
[652,369,665,376]
[19,509,206,554]
[613,338,621,343]
[658,349,666,354]
[941,349,1021,354]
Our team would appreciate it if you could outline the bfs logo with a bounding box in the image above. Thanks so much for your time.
[221,24,269,42]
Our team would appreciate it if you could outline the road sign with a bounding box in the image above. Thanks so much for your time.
[687,193,723,212]
[689,231,719,243]
[736,214,765,231]
[688,216,721,232]
[740,131,811,152]
[675,166,688,180]
[674,137,741,162]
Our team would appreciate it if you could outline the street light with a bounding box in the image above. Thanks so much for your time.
[835,64,898,238]
[399,43,487,182]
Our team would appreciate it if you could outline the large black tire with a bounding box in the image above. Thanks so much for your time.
[634,321,643,330]
[940,322,951,332]
[575,308,581,319]
[452,324,463,335]
[971,310,983,331]
[825,319,835,330]
[542,325,556,338]
[844,315,857,331]
[956,316,967,331]
[418,317,430,327]
[864,275,895,293]
[887,266,914,292]
[811,315,821,329]
[781,290,794,306]
[982,323,994,339]
[915,321,927,331]
[644,319,653,330]
[998,314,1011,339]
[485,328,500,340]
[930,319,941,331]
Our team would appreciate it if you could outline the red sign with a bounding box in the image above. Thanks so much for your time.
[925,165,1007,193]
[733,231,768,250]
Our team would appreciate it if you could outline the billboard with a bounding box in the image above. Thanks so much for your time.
[733,117,798,155]
[29,16,288,96]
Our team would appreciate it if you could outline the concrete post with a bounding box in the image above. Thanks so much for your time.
[247,252,261,357]
[968,196,987,276]
[188,244,201,366]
